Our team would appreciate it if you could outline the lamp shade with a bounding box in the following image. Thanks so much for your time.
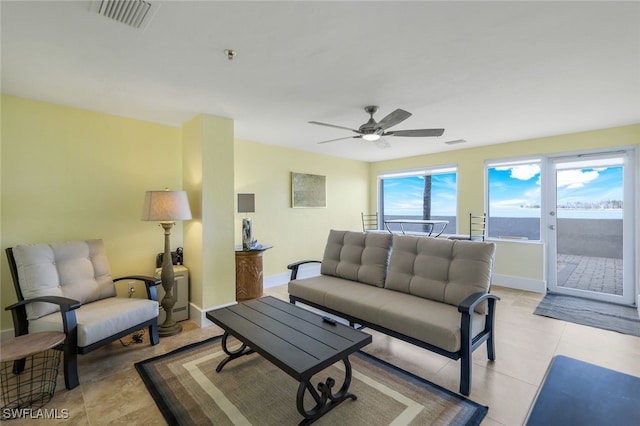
[237,193,255,213]
[142,190,192,222]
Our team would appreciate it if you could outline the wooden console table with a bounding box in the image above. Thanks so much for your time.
[235,244,272,301]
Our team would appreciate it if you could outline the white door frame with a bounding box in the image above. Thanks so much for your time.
[544,149,635,305]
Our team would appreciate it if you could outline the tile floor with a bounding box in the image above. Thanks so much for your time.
[6,285,640,425]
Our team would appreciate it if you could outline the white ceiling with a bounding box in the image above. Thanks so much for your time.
[2,1,639,162]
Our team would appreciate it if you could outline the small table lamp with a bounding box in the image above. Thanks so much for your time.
[237,193,256,249]
[142,189,192,336]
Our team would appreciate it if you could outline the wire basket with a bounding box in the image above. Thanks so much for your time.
[0,348,62,411]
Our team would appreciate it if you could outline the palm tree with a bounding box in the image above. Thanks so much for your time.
[422,175,432,232]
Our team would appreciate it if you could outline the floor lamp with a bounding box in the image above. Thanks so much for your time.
[142,189,192,336]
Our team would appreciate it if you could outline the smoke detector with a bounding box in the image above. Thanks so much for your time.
[91,0,160,30]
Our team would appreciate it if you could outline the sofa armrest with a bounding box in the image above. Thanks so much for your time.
[457,292,500,315]
[287,260,321,280]
[5,296,81,337]
[458,292,500,341]
[115,275,162,301]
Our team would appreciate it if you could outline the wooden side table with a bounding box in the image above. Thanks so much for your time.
[0,332,66,411]
[235,244,272,302]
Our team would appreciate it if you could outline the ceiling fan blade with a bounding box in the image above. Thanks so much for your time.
[384,128,445,137]
[376,109,412,130]
[317,135,362,144]
[309,121,360,133]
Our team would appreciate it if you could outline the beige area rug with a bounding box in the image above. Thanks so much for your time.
[135,336,487,425]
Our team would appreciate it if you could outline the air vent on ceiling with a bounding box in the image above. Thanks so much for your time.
[445,139,467,145]
[92,0,160,30]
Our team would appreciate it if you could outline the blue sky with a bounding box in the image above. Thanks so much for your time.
[489,164,541,213]
[383,164,623,218]
[383,174,457,216]
[489,163,623,216]
[556,167,623,206]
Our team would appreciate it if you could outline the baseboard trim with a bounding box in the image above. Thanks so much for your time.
[264,272,290,289]
[189,301,236,328]
[264,263,322,289]
[492,273,546,293]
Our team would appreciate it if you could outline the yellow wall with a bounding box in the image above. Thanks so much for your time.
[0,95,183,329]
[234,139,370,276]
[0,95,368,331]
[2,93,638,331]
[371,124,640,286]
[183,114,236,311]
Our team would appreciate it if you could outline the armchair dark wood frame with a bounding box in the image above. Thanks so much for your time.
[288,260,499,396]
[4,247,162,390]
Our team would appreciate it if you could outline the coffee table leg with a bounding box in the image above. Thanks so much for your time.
[296,357,356,425]
[215,331,255,373]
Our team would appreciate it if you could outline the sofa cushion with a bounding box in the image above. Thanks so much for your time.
[28,297,158,347]
[12,240,116,320]
[290,275,390,323]
[289,275,485,353]
[320,230,392,287]
[385,235,495,313]
[376,290,486,353]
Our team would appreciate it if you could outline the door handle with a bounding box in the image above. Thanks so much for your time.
[549,225,555,230]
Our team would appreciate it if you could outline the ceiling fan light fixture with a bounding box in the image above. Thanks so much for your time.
[362,133,381,141]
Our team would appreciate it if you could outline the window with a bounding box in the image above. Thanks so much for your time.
[379,166,457,232]
[486,159,541,240]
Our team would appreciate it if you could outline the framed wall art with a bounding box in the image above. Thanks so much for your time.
[291,172,326,208]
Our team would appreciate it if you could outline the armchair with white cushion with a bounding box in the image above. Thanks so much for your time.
[4,239,160,389]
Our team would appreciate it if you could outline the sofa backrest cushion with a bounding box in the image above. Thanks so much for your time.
[320,230,392,287]
[12,239,116,320]
[385,235,495,313]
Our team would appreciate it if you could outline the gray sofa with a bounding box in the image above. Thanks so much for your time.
[288,229,498,396]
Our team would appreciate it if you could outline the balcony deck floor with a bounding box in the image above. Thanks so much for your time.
[557,254,623,296]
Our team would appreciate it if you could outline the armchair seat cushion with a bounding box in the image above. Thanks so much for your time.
[28,297,158,347]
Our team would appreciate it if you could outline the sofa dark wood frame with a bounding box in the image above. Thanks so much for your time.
[288,260,499,396]
[4,247,162,390]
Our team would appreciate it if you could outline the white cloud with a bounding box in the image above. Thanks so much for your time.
[496,164,540,181]
[557,169,600,189]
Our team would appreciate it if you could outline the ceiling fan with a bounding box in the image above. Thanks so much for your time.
[309,106,444,148]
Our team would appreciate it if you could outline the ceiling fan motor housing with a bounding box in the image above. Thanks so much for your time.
[359,118,380,134]
[360,106,381,134]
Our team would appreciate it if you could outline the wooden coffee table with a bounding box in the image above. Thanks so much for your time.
[206,296,372,425]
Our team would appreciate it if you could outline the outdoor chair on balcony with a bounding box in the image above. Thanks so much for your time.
[449,213,487,241]
[361,212,379,232]
[4,239,161,389]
